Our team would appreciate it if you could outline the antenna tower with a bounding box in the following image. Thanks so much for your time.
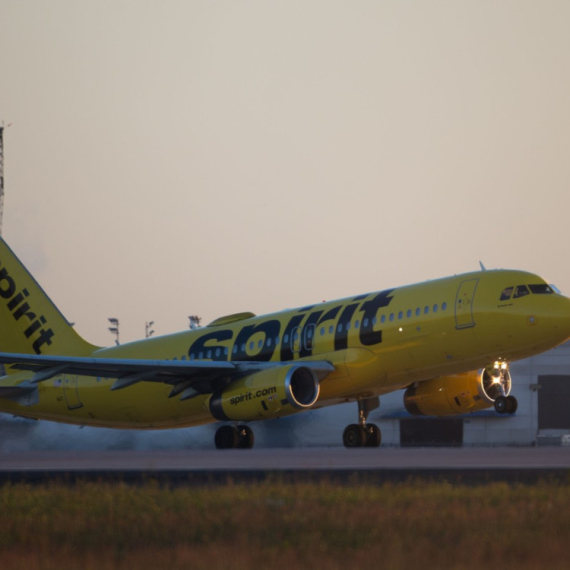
[0,126,5,236]
[0,123,10,236]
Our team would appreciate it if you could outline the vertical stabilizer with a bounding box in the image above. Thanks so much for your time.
[0,237,100,363]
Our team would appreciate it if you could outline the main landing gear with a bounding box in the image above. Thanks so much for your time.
[343,397,382,448]
[214,424,254,449]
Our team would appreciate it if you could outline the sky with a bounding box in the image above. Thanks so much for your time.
[1,1,570,347]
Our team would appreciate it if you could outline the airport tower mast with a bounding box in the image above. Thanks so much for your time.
[0,123,9,236]
[0,125,5,236]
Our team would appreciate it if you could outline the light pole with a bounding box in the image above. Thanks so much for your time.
[145,321,155,338]
[108,318,120,345]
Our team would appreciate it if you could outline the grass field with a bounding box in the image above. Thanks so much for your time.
[1,478,569,569]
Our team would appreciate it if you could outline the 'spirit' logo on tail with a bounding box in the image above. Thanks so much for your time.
[0,263,55,354]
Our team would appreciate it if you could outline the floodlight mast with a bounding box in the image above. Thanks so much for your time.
[108,318,120,345]
[0,125,6,236]
[189,315,201,330]
[0,123,12,236]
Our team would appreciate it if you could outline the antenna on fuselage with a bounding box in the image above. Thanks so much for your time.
[479,261,487,271]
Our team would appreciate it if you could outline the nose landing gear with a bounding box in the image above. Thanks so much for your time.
[490,362,518,415]
[343,397,382,448]
[494,394,518,414]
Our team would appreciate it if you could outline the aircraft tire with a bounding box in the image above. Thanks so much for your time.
[215,425,239,449]
[365,424,382,447]
[343,424,366,448]
[506,396,518,414]
[494,396,507,414]
[237,425,254,449]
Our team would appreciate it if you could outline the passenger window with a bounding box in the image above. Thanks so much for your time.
[433,304,438,313]
[407,309,412,318]
[415,308,420,316]
[328,326,334,334]
[381,315,386,324]
[355,320,360,329]
[529,284,554,294]
[500,287,514,301]
[513,285,530,299]
[442,302,447,311]
[424,306,429,314]
[363,318,369,327]
[398,311,403,320]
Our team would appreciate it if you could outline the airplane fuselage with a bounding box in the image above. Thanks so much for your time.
[2,268,570,430]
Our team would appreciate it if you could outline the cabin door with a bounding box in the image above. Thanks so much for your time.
[455,278,479,329]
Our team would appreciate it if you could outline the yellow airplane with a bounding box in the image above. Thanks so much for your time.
[1,236,570,449]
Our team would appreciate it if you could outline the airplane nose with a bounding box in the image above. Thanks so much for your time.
[548,295,570,342]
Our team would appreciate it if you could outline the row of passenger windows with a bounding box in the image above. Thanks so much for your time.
[185,301,448,360]
[500,284,554,301]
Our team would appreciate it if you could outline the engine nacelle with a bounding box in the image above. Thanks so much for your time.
[208,364,320,422]
[404,366,512,417]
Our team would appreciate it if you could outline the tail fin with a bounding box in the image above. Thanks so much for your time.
[0,237,100,362]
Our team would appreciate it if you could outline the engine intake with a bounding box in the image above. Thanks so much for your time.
[404,366,512,417]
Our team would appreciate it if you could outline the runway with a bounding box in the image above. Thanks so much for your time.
[2,447,570,484]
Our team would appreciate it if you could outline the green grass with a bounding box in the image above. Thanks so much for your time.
[1,479,570,569]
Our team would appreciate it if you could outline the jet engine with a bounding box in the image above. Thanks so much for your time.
[404,364,513,417]
[208,364,320,422]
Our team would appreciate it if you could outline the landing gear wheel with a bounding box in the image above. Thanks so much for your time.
[365,424,382,447]
[494,396,507,414]
[236,425,254,449]
[215,425,238,449]
[506,396,518,414]
[343,424,367,448]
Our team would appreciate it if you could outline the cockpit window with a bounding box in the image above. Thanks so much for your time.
[500,287,513,301]
[529,284,554,295]
[513,285,530,299]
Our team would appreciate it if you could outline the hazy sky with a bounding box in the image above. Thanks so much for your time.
[1,1,569,347]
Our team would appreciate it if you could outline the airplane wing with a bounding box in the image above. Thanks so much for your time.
[0,352,335,399]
